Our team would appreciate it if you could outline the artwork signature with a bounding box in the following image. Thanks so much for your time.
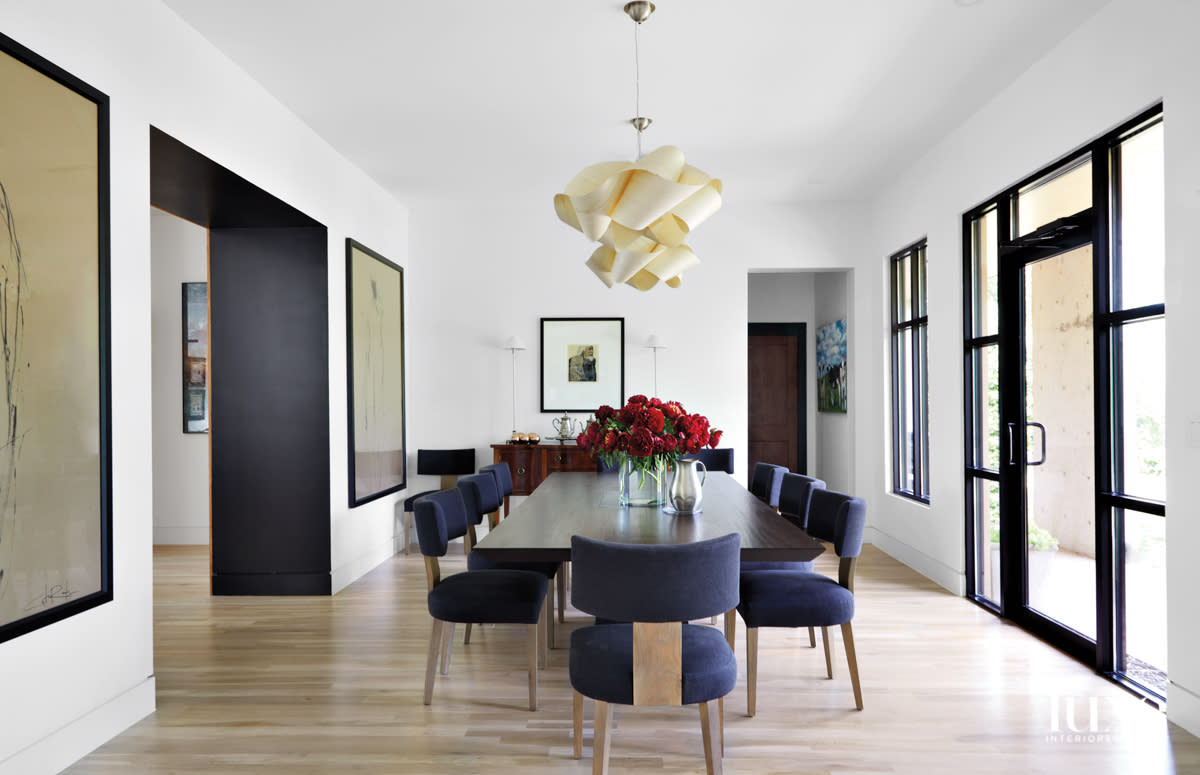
[23,583,79,612]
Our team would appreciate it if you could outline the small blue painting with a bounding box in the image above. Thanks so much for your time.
[816,320,847,413]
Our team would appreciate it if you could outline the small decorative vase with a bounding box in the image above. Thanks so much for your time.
[618,456,666,507]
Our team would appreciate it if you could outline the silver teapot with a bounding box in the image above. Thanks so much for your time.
[552,413,579,439]
[669,458,707,513]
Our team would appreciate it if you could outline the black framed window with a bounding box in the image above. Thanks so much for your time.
[890,239,929,502]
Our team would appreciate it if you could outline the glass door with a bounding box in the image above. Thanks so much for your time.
[1000,240,1097,645]
[965,108,1167,699]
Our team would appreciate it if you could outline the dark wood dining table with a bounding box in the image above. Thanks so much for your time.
[471,471,825,563]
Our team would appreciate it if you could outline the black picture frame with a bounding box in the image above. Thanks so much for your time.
[540,317,625,412]
[182,281,208,433]
[346,238,406,506]
[0,31,112,644]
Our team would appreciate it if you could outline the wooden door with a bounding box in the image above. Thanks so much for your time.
[748,324,806,475]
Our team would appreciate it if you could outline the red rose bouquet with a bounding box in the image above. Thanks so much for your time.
[576,395,722,500]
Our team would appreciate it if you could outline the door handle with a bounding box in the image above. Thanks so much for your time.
[1007,423,1017,465]
[1026,421,1047,466]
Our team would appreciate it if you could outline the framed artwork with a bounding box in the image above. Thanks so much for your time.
[540,317,625,412]
[346,238,406,506]
[817,319,848,413]
[0,31,112,643]
[182,282,208,433]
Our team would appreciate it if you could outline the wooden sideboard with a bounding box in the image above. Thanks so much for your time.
[491,442,598,496]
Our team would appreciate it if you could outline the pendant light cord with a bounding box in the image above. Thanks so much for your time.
[634,20,642,159]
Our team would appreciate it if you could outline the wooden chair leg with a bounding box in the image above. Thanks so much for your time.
[821,626,833,679]
[700,700,723,775]
[423,618,444,705]
[463,623,473,644]
[488,509,500,529]
[546,584,556,650]
[573,689,584,759]
[558,563,567,623]
[841,621,863,710]
[592,700,613,775]
[718,695,724,756]
[440,623,455,675]
[403,510,412,555]
[746,627,758,717]
[527,622,539,711]
[538,593,548,669]
[723,609,736,653]
[808,626,816,648]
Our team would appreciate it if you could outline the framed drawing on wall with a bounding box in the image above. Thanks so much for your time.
[346,238,406,506]
[182,281,208,433]
[0,31,112,643]
[540,317,625,412]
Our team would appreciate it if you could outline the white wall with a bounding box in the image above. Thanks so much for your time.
[150,209,209,545]
[813,271,854,494]
[860,0,1200,737]
[747,272,817,474]
[405,198,865,496]
[0,1,410,771]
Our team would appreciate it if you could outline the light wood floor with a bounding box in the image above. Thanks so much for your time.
[64,543,1200,774]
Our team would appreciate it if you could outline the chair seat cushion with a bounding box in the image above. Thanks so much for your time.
[737,570,854,628]
[569,623,736,705]
[741,560,814,572]
[403,490,437,510]
[466,552,558,578]
[428,570,547,624]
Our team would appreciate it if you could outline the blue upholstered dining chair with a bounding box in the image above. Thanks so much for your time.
[735,489,867,716]
[458,472,558,660]
[687,448,734,474]
[569,533,741,775]
[413,488,548,710]
[748,462,787,509]
[479,461,514,523]
[400,448,476,554]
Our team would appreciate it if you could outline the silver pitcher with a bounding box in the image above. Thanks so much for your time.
[669,458,707,514]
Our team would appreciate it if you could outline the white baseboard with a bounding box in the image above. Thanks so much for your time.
[331,537,400,595]
[1169,681,1200,739]
[152,526,209,545]
[866,526,966,596]
[0,676,155,775]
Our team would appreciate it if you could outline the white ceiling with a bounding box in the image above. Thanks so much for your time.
[161,0,1111,204]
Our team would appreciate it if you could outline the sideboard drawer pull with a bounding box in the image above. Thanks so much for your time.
[516,466,527,476]
[555,454,565,463]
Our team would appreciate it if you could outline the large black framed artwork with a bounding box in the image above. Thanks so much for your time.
[0,32,112,644]
[540,317,625,412]
[346,238,406,506]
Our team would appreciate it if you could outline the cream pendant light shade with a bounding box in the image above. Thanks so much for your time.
[553,3,721,291]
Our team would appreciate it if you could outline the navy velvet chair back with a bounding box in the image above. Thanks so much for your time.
[686,448,734,474]
[413,489,471,556]
[479,462,513,498]
[749,462,787,507]
[417,448,476,476]
[778,473,825,528]
[571,533,740,623]
[807,489,867,559]
[456,473,501,523]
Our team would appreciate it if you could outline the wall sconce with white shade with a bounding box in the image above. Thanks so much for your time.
[504,335,527,434]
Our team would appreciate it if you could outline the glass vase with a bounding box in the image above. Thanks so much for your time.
[618,456,666,507]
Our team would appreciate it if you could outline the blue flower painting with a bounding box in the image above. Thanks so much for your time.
[816,320,847,413]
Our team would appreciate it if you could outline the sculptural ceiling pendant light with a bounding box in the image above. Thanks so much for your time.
[553,1,722,291]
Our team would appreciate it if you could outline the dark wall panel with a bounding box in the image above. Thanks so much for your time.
[210,226,331,594]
